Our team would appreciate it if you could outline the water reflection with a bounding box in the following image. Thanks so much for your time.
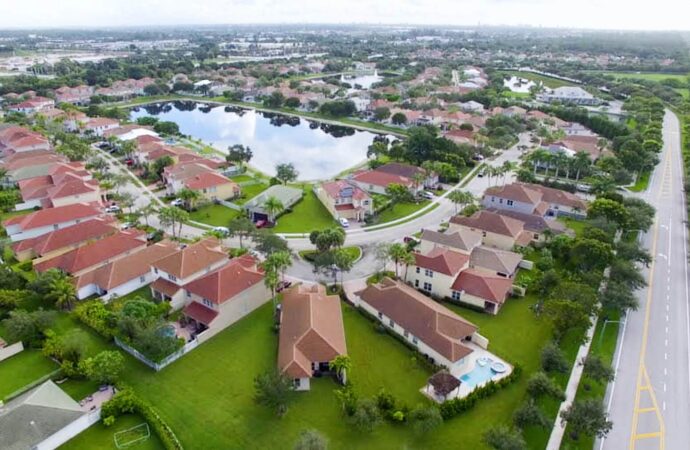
[503,76,538,93]
[130,102,386,180]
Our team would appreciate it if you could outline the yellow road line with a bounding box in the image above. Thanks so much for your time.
[635,432,662,440]
[636,407,656,413]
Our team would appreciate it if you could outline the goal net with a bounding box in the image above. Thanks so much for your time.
[113,422,150,448]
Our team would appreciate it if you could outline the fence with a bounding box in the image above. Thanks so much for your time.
[0,341,24,362]
[114,337,200,371]
[217,200,242,211]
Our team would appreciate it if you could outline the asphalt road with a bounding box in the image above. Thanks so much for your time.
[598,110,690,450]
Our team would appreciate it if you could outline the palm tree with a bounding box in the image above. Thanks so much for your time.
[138,203,158,227]
[573,152,592,181]
[448,190,474,215]
[500,161,515,185]
[177,188,202,210]
[401,251,416,282]
[412,172,426,195]
[48,277,77,310]
[263,196,284,224]
[270,251,292,284]
[261,262,280,310]
[388,243,410,279]
[100,179,115,202]
[329,355,352,384]
[529,149,550,175]
[552,153,569,179]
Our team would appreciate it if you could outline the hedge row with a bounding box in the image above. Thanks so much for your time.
[439,365,523,420]
[73,300,116,340]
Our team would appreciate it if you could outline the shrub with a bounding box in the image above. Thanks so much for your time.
[349,398,382,432]
[541,342,570,373]
[74,300,116,339]
[409,405,443,434]
[513,399,549,429]
[526,371,565,400]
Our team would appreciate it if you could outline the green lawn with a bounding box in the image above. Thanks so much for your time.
[234,182,270,206]
[498,71,574,89]
[188,203,240,227]
[595,71,689,82]
[0,349,58,400]
[558,217,588,237]
[228,174,254,183]
[629,170,651,192]
[369,200,431,226]
[272,190,337,233]
[61,413,165,450]
[299,246,362,262]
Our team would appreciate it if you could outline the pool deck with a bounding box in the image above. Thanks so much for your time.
[420,344,512,403]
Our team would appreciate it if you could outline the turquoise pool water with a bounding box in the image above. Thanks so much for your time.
[460,361,496,388]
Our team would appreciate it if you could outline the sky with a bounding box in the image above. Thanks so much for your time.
[0,0,687,31]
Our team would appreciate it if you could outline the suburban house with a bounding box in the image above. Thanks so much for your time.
[74,240,179,301]
[0,380,100,450]
[80,117,120,137]
[449,210,534,251]
[11,217,118,262]
[162,162,229,196]
[443,129,476,146]
[376,162,439,188]
[33,230,147,276]
[354,278,483,375]
[315,180,373,222]
[182,254,270,342]
[54,85,94,105]
[537,86,601,105]
[2,203,104,242]
[407,247,469,298]
[450,269,514,314]
[2,155,71,183]
[243,185,304,223]
[150,238,229,309]
[0,125,52,156]
[486,207,571,238]
[278,284,347,391]
[17,173,100,210]
[482,183,587,218]
[7,96,55,114]
[419,228,483,255]
[350,169,417,195]
[182,171,240,202]
[468,246,523,278]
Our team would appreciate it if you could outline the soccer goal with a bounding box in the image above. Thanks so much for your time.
[113,422,150,448]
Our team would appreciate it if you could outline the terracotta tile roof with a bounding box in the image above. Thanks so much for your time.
[183,255,264,304]
[320,180,370,201]
[485,184,543,206]
[12,217,117,256]
[150,278,181,297]
[151,238,227,280]
[450,210,525,238]
[469,246,522,275]
[357,278,476,363]
[4,154,65,171]
[34,230,147,274]
[1,149,54,164]
[413,247,469,276]
[278,284,347,379]
[2,203,102,231]
[376,162,426,179]
[75,240,179,290]
[485,183,587,212]
[46,178,98,200]
[452,269,513,304]
[183,301,218,326]
[352,170,412,188]
[420,229,482,253]
[184,171,236,191]
[486,208,568,235]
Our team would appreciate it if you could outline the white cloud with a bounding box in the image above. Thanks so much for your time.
[0,0,687,31]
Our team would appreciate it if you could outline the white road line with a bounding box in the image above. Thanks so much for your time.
[665,339,668,347]
[665,353,668,360]
[664,401,667,411]
[665,367,668,376]
[664,383,667,392]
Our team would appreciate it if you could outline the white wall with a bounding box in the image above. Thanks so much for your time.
[8,216,100,242]
[0,341,24,362]
[36,409,101,450]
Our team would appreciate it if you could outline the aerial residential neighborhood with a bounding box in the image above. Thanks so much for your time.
[0,8,687,450]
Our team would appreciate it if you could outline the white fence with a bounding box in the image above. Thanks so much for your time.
[114,336,200,371]
[36,408,101,450]
[0,341,24,362]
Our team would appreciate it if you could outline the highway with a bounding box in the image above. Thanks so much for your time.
[598,110,690,450]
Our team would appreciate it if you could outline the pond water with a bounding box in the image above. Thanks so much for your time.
[503,76,539,93]
[130,101,388,180]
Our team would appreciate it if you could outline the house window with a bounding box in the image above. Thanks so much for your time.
[168,274,177,282]
[452,290,461,301]
[377,311,383,319]
[534,233,540,240]
[507,200,514,206]
[423,282,432,292]
[499,198,503,204]
[424,269,433,277]
[415,267,420,274]
[139,276,146,283]
[53,224,59,230]
[154,268,159,274]
[482,231,487,237]
[202,298,213,308]
[186,290,191,298]
[403,330,409,338]
[412,336,418,345]
[389,319,395,328]
[414,280,419,288]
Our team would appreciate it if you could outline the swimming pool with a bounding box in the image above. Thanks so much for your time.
[460,358,499,388]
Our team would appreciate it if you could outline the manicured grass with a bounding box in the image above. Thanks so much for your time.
[365,203,440,231]
[299,246,361,262]
[273,190,337,233]
[629,170,651,192]
[0,349,58,400]
[498,70,574,89]
[188,203,240,227]
[228,174,254,183]
[596,71,689,82]
[558,217,588,237]
[108,286,156,308]
[370,200,431,225]
[233,182,270,205]
[61,413,165,450]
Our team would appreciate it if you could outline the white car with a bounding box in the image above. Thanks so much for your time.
[104,205,121,213]
[421,191,435,200]
[170,198,184,207]
[338,217,350,228]
[212,226,230,236]
[120,222,134,230]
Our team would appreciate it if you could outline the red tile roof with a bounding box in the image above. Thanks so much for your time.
[2,203,102,231]
[320,180,370,201]
[150,278,182,297]
[183,254,264,304]
[413,248,469,276]
[452,268,513,304]
[183,301,219,326]
[352,170,413,188]
[184,171,236,191]
[12,217,118,256]
[450,210,525,238]
[152,238,227,279]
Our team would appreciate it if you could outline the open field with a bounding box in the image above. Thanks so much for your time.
[498,70,574,89]
[61,413,165,450]
[272,190,337,233]
[595,71,689,82]
[188,203,240,227]
[0,350,58,400]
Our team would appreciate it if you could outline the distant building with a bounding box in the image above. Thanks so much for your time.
[314,180,373,222]
[537,86,601,106]
[243,185,304,223]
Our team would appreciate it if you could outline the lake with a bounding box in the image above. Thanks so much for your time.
[130,101,387,180]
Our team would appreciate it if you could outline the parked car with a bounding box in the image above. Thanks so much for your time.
[472,154,485,161]
[120,222,134,230]
[339,217,350,228]
[576,183,592,193]
[104,205,121,214]
[276,280,293,292]
[212,226,230,236]
[421,191,435,200]
[170,198,184,207]
[477,171,485,178]
[403,236,418,244]
[255,220,267,229]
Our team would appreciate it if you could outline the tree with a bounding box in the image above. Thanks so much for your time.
[560,399,613,440]
[309,228,345,253]
[572,151,592,181]
[226,144,253,171]
[543,300,591,342]
[483,425,526,450]
[599,281,639,313]
[609,259,647,290]
[293,429,328,450]
[329,354,351,385]
[284,97,301,109]
[177,188,202,210]
[373,106,391,121]
[409,406,443,434]
[318,100,356,117]
[46,276,77,310]
[137,203,158,227]
[332,248,356,285]
[228,216,255,248]
[391,112,407,125]
[158,206,189,239]
[118,191,135,214]
[80,350,125,384]
[2,309,56,345]
[448,190,474,214]
[253,370,295,417]
[513,399,550,430]
[587,198,630,230]
[0,266,27,290]
[582,355,615,383]
[152,155,175,181]
[253,229,289,254]
[263,196,285,223]
[569,238,614,272]
[0,289,29,309]
[526,371,566,400]
[349,399,381,432]
[541,342,569,373]
[374,242,392,273]
[153,121,180,136]
[263,91,285,108]
[275,163,299,185]
[387,243,411,279]
[623,197,655,232]
[385,183,413,206]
